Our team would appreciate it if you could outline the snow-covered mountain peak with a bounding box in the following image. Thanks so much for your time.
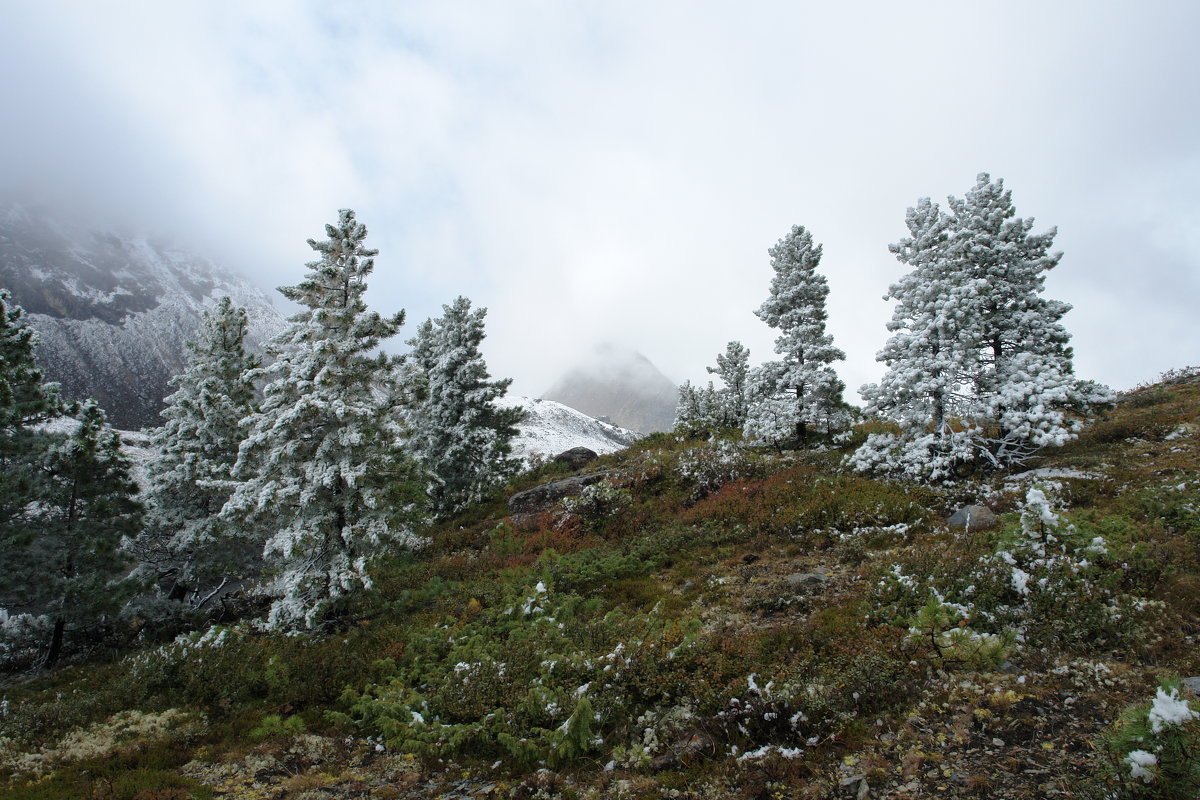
[499,396,640,462]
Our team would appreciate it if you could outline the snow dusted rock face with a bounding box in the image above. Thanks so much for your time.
[498,396,639,463]
[0,203,285,429]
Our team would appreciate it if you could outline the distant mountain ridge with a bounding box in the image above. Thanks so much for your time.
[0,203,285,429]
[542,345,678,434]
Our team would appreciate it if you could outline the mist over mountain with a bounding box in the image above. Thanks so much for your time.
[0,203,645,452]
[0,202,285,429]
[542,344,678,434]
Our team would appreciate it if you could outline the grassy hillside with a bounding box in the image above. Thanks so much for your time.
[2,371,1198,799]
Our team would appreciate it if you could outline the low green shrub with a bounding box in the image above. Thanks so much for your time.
[339,579,714,768]
[125,623,389,712]
[248,712,306,741]
[558,481,633,529]
[870,484,1163,662]
[1092,679,1200,798]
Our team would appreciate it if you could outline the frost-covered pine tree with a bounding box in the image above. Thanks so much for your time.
[946,173,1110,464]
[673,380,720,435]
[7,400,143,667]
[852,175,1110,481]
[0,289,64,527]
[744,225,847,446]
[135,296,261,602]
[707,340,750,428]
[851,198,981,480]
[674,342,751,435]
[401,296,522,519]
[223,210,426,628]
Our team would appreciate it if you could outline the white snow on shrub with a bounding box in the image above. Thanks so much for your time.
[1147,686,1198,734]
[1125,749,1157,783]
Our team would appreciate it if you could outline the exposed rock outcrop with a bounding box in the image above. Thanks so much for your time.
[553,446,599,470]
[507,471,614,515]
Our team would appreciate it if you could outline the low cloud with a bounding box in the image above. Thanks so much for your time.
[2,1,1197,398]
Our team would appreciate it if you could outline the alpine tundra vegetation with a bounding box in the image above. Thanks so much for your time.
[2,365,1197,799]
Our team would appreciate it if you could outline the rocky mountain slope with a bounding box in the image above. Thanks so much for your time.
[0,203,285,429]
[501,396,639,461]
[542,344,678,434]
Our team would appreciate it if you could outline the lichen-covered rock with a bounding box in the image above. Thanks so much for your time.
[946,504,999,531]
[785,572,829,589]
[507,471,614,514]
[0,709,206,776]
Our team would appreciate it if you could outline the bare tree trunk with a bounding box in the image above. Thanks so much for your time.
[44,617,65,669]
[992,335,1009,444]
[794,384,808,443]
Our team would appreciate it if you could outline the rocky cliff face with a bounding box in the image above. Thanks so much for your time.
[541,344,677,434]
[0,203,285,429]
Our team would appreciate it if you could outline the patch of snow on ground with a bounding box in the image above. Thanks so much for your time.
[1007,467,1102,482]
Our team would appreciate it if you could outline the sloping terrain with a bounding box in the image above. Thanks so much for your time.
[1,372,1198,800]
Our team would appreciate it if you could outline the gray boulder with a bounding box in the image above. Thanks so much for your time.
[785,572,829,589]
[947,505,999,532]
[553,446,599,470]
[507,472,613,515]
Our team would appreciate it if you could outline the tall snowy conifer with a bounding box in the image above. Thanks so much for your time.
[852,198,980,480]
[946,174,1109,463]
[852,175,1109,480]
[136,296,261,601]
[0,289,63,527]
[707,341,750,428]
[6,400,143,667]
[744,225,846,445]
[224,210,424,628]
[402,297,522,518]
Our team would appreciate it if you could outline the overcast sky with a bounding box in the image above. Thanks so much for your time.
[3,1,1198,398]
